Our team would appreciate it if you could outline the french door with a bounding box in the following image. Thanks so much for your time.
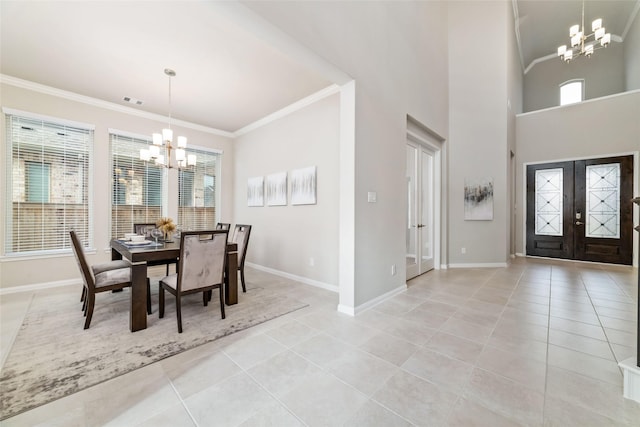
[526,155,633,265]
[406,140,435,279]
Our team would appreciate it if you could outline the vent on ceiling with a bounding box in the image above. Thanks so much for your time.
[123,96,143,106]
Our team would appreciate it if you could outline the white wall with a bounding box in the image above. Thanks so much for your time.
[245,1,450,308]
[523,43,626,112]
[515,90,640,264]
[233,92,340,288]
[625,10,640,91]
[0,82,234,289]
[447,1,512,266]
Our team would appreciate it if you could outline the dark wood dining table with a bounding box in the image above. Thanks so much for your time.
[111,238,238,332]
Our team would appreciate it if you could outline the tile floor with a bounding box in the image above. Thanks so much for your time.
[1,257,639,426]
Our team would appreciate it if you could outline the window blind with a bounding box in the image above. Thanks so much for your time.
[5,114,92,254]
[178,148,218,231]
[110,133,165,239]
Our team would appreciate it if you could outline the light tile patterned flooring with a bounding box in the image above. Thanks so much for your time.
[1,257,639,426]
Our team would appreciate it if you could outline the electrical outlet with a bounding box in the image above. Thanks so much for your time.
[461,247,466,254]
[391,264,396,275]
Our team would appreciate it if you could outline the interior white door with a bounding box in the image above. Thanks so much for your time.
[406,141,435,279]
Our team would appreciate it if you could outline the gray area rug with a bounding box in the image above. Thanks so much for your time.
[0,279,308,420]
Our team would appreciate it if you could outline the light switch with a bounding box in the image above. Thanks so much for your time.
[367,192,377,203]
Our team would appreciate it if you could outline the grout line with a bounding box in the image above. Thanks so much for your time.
[541,265,553,425]
[167,379,199,427]
[581,271,628,371]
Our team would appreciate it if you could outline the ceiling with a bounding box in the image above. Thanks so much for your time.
[516,0,639,71]
[1,1,638,134]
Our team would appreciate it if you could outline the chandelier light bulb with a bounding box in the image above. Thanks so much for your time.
[592,18,602,32]
[570,24,580,37]
[585,44,594,57]
[140,149,151,162]
[162,128,173,143]
[570,35,579,48]
[601,33,611,47]
[557,45,567,56]
[152,133,163,146]
[595,27,605,40]
[564,50,573,62]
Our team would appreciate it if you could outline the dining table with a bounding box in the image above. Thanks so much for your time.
[111,237,238,332]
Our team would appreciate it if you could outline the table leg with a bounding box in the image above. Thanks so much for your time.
[225,251,238,305]
[111,247,122,261]
[130,262,148,332]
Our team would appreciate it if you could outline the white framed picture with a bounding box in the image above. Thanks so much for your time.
[247,176,264,207]
[291,166,317,205]
[464,177,494,220]
[266,171,287,206]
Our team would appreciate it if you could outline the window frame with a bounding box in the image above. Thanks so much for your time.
[3,108,94,257]
[559,79,584,106]
[177,146,221,231]
[109,129,167,240]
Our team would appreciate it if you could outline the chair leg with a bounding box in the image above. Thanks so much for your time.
[159,285,165,318]
[83,293,95,329]
[240,268,247,293]
[146,278,152,315]
[203,291,209,306]
[80,286,86,303]
[219,286,225,319]
[176,294,183,333]
[82,290,88,313]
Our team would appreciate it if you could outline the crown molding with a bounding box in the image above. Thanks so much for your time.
[0,74,234,138]
[234,84,341,137]
[2,74,340,140]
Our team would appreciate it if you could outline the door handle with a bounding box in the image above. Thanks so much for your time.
[417,224,425,228]
[575,221,584,226]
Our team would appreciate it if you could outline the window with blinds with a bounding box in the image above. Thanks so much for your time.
[4,112,93,255]
[178,148,218,231]
[110,133,165,239]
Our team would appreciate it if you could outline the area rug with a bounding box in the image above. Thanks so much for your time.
[0,280,308,420]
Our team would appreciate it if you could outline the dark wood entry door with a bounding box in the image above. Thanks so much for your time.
[526,155,633,265]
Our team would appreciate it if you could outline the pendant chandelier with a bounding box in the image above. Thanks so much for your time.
[557,1,611,62]
[140,68,196,169]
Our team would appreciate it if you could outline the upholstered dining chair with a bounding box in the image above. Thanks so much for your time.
[70,230,151,329]
[230,224,252,293]
[158,230,228,333]
[133,223,178,275]
[216,222,231,231]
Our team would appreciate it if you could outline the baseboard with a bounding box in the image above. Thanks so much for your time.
[0,278,80,295]
[245,262,339,293]
[448,262,509,268]
[338,283,408,317]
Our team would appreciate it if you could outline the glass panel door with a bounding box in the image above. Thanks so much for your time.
[406,144,418,276]
[406,141,435,279]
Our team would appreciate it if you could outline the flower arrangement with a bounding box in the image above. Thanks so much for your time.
[156,217,176,240]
